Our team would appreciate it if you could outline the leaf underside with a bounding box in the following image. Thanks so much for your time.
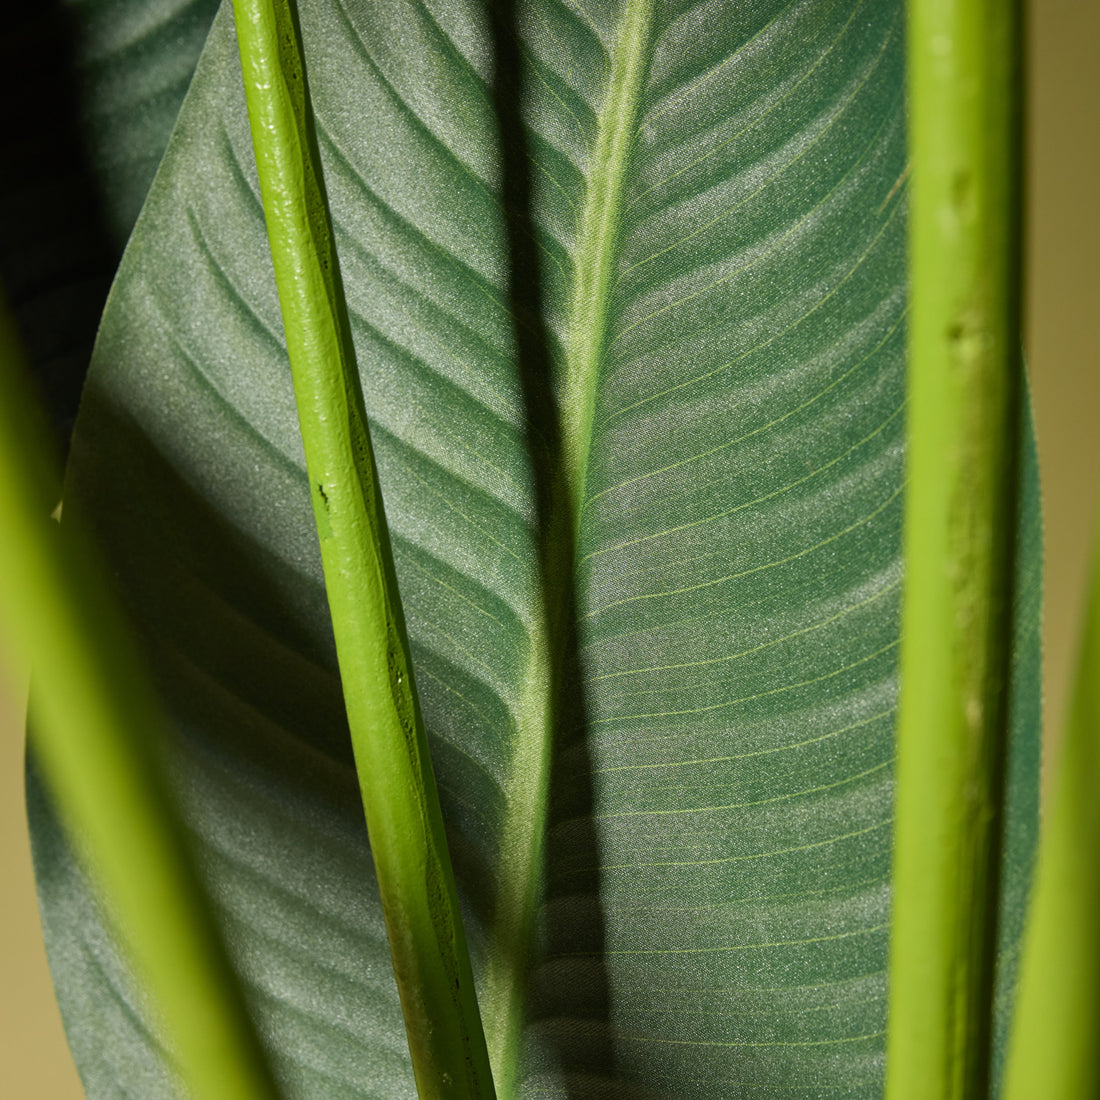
[30,1,1040,1098]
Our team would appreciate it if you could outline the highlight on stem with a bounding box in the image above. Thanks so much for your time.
[886,0,1023,1098]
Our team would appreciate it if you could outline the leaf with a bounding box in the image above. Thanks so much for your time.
[30,0,1040,1097]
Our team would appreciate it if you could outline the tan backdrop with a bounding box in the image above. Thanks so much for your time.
[2,2,1098,1094]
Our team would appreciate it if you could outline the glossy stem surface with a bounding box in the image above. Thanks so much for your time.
[230,2,496,1096]
[886,0,1023,1097]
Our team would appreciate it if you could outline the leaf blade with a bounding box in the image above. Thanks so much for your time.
[34,2,1041,1097]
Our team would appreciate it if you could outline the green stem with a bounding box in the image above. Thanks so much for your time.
[230,2,495,1096]
[885,1,1023,1098]
[0,299,280,1099]
[1002,508,1100,1099]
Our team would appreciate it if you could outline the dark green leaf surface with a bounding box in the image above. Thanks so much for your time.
[31,0,1040,1097]
[0,0,218,450]
[64,0,221,249]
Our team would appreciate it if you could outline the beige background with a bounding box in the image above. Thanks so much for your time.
[3,4,1098,1094]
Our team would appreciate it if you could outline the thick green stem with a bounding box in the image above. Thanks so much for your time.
[1002,509,1100,1099]
[885,1,1023,1098]
[0,299,281,1100]
[230,2,495,1096]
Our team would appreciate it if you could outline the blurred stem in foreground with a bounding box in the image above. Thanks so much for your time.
[230,1,496,1096]
[886,0,1023,1098]
[1002,507,1100,1100]
[0,296,281,1099]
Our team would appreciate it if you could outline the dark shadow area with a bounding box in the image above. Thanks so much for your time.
[0,6,118,459]
[23,400,372,1100]
[488,2,629,1093]
[64,390,352,769]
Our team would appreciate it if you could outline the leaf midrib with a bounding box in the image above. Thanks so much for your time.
[478,1,654,1094]
[561,0,654,520]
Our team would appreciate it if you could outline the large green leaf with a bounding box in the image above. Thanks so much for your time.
[30,0,1040,1097]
